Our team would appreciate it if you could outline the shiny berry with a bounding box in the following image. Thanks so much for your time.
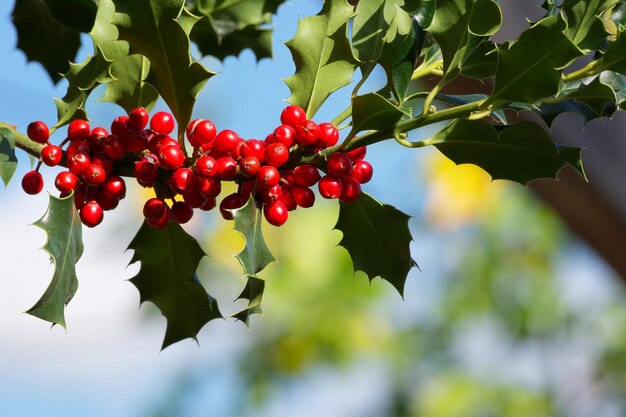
[80,201,104,227]
[135,160,158,186]
[54,171,78,193]
[219,193,244,220]
[41,145,62,166]
[96,190,119,211]
[339,176,361,203]
[186,119,217,147]
[318,174,342,199]
[272,125,296,148]
[128,107,149,131]
[68,152,90,175]
[346,146,367,163]
[351,160,373,184]
[22,170,44,195]
[279,184,297,211]
[214,156,237,180]
[27,121,49,144]
[82,164,107,186]
[158,144,185,170]
[263,201,288,227]
[103,134,126,160]
[292,185,315,208]
[293,164,320,187]
[91,152,114,174]
[147,209,172,229]
[259,184,282,205]
[294,120,320,146]
[68,119,90,142]
[239,156,261,177]
[182,189,207,209]
[214,129,239,153]
[150,111,175,134]
[194,155,217,178]
[280,105,306,128]
[143,198,168,220]
[197,176,221,198]
[240,139,265,161]
[66,141,90,157]
[171,201,194,224]
[168,168,197,194]
[316,123,339,148]
[102,175,126,200]
[256,165,280,188]
[123,130,148,153]
[327,152,353,176]
[111,116,129,136]
[264,142,289,167]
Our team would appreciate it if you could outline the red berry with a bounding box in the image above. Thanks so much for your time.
[339,176,361,203]
[259,184,282,205]
[27,121,49,144]
[158,144,185,170]
[147,209,172,229]
[279,184,297,211]
[82,164,107,186]
[55,171,78,193]
[80,201,104,227]
[128,107,149,131]
[263,201,288,226]
[168,168,197,194]
[186,119,217,147]
[149,134,177,155]
[256,165,280,188]
[68,119,90,142]
[351,160,373,184]
[292,185,315,208]
[171,201,194,224]
[91,152,114,174]
[96,190,119,211]
[103,134,126,160]
[135,159,158,186]
[272,125,296,148]
[68,152,91,175]
[231,138,245,161]
[239,179,255,201]
[150,111,175,134]
[239,156,261,177]
[143,198,168,220]
[214,156,237,180]
[91,127,109,138]
[197,176,222,198]
[22,170,44,195]
[293,164,320,187]
[264,142,290,167]
[318,174,342,199]
[294,120,320,146]
[102,175,126,200]
[41,145,62,166]
[194,155,217,178]
[346,146,367,163]
[316,123,339,148]
[219,193,244,220]
[182,188,207,209]
[327,152,353,176]
[66,141,90,157]
[123,130,148,153]
[87,133,104,153]
[214,129,239,153]
[111,116,129,136]
[280,105,306,128]
[240,139,265,161]
[74,186,87,209]
[199,196,216,211]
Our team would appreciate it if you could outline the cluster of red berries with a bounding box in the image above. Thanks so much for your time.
[21,105,373,228]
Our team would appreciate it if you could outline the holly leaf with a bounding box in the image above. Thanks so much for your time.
[486,15,582,105]
[42,0,97,33]
[460,39,498,80]
[284,0,358,118]
[562,0,618,50]
[12,0,82,84]
[232,275,265,326]
[128,221,222,349]
[598,30,626,74]
[112,0,215,136]
[0,128,17,187]
[101,55,159,114]
[536,100,598,126]
[195,0,283,30]
[556,77,618,115]
[611,2,626,29]
[351,92,405,134]
[437,94,507,124]
[431,119,586,184]
[27,194,83,329]
[335,192,416,296]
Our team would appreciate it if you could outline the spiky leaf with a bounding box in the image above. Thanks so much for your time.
[231,198,276,276]
[112,0,215,137]
[284,0,358,118]
[0,128,17,187]
[12,0,82,84]
[431,119,586,184]
[101,55,159,114]
[562,0,618,50]
[599,30,626,74]
[351,93,405,134]
[27,194,83,328]
[335,192,416,296]
[128,221,222,349]
[42,0,97,33]
[486,15,582,105]
[232,275,266,325]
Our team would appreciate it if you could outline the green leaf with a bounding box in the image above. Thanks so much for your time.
[351,92,405,134]
[232,275,265,325]
[437,94,507,124]
[599,30,626,74]
[284,0,358,118]
[12,0,81,84]
[536,100,598,126]
[431,119,586,184]
[196,0,283,29]
[101,55,159,114]
[335,193,416,296]
[112,0,215,136]
[468,0,502,36]
[27,194,83,329]
[231,197,276,276]
[562,0,618,50]
[415,0,436,27]
[555,77,618,116]
[128,221,222,349]
[0,128,17,187]
[460,38,498,80]
[486,15,582,106]
[611,2,626,29]
[54,0,130,127]
[43,0,97,33]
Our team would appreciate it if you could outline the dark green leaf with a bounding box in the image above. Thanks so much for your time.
[486,15,582,105]
[599,30,626,73]
[0,128,17,187]
[232,275,265,325]
[468,0,502,36]
[128,221,222,349]
[284,0,358,118]
[415,0,436,27]
[553,76,618,116]
[196,0,283,30]
[12,0,81,84]
[43,0,97,33]
[562,0,618,50]
[536,100,598,126]
[231,198,276,276]
[335,192,416,296]
[611,2,626,29]
[112,0,215,137]
[460,39,498,80]
[101,55,159,114]
[431,119,586,184]
[351,93,405,134]
[27,194,83,328]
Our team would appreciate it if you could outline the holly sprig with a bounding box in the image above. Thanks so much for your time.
[1,0,625,347]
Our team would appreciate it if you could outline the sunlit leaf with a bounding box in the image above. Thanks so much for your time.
[0,128,17,187]
[562,0,618,50]
[101,55,159,114]
[27,194,83,329]
[351,93,405,134]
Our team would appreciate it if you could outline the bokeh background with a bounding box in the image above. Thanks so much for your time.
[1,1,626,416]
